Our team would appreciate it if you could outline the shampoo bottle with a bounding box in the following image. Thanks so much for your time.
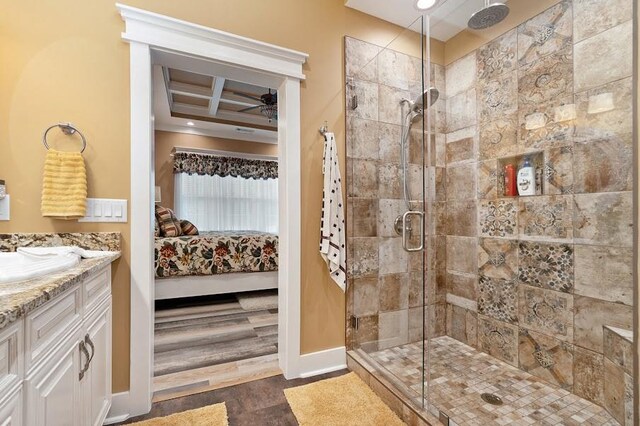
[517,157,536,196]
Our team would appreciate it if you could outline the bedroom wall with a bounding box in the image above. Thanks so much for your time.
[0,0,443,392]
[154,131,278,211]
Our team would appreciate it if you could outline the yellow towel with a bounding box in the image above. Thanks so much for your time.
[41,149,87,219]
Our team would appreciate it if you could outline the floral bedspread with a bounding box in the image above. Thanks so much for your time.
[155,231,278,278]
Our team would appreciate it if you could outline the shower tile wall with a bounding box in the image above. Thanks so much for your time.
[441,0,634,423]
[345,36,447,353]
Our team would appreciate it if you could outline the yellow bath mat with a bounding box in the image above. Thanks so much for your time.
[128,402,228,425]
[284,373,405,425]
[41,149,87,219]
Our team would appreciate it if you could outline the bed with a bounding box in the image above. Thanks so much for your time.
[154,231,278,300]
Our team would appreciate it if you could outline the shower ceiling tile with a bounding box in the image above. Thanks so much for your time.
[478,275,518,324]
[573,346,605,406]
[518,285,574,342]
[517,0,573,67]
[574,245,633,306]
[518,48,573,110]
[478,199,518,238]
[345,37,380,82]
[518,195,573,240]
[574,20,633,93]
[477,29,517,82]
[445,52,477,99]
[574,77,633,145]
[573,295,632,353]
[478,70,518,125]
[573,0,633,43]
[477,315,519,367]
[479,115,518,161]
[573,192,633,247]
[518,329,574,390]
[478,238,518,281]
[517,241,573,293]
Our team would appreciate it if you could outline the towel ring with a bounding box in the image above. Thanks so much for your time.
[42,123,87,153]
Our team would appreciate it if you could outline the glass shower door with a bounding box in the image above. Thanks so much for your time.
[345,15,437,409]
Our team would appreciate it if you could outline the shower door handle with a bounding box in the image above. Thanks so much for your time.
[402,210,424,252]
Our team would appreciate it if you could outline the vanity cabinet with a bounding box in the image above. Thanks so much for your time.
[0,264,112,426]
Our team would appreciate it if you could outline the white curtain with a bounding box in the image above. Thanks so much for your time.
[175,173,278,233]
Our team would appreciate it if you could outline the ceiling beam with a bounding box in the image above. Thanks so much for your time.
[209,76,225,116]
[168,81,212,99]
[173,103,275,127]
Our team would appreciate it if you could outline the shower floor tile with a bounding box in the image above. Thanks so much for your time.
[369,336,618,425]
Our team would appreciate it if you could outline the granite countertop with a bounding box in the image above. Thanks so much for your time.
[0,252,120,330]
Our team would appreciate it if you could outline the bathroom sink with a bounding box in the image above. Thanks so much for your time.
[0,251,81,284]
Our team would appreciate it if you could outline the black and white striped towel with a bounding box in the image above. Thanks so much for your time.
[319,132,346,292]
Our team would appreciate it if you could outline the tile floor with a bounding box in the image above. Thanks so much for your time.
[369,336,618,425]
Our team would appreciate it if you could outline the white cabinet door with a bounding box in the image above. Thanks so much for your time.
[82,299,112,426]
[24,333,82,426]
[0,387,23,426]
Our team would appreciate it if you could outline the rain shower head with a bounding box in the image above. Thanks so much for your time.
[414,87,439,111]
[468,1,510,30]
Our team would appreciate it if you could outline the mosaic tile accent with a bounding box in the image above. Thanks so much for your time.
[518,285,574,342]
[518,195,573,239]
[478,70,518,124]
[518,241,573,293]
[366,337,618,426]
[573,192,633,247]
[518,48,573,110]
[545,145,574,195]
[519,328,574,390]
[477,316,519,366]
[517,0,573,66]
[478,238,518,281]
[477,160,498,200]
[477,29,517,81]
[479,115,518,161]
[478,199,517,238]
[478,276,518,323]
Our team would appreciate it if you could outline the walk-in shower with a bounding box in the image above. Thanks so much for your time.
[346,1,636,424]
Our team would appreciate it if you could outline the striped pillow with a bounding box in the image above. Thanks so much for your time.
[180,220,199,236]
[155,205,182,237]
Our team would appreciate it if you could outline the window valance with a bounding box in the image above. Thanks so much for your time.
[173,152,278,180]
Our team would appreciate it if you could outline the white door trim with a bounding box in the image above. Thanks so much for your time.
[116,3,308,418]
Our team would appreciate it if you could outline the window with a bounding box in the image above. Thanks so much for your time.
[175,173,278,233]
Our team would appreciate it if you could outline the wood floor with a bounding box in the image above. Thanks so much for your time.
[120,370,348,425]
[153,290,279,401]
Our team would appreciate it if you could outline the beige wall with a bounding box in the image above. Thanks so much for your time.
[0,0,442,392]
[155,131,278,211]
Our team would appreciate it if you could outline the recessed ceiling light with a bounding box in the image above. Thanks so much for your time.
[415,0,438,10]
[186,121,195,126]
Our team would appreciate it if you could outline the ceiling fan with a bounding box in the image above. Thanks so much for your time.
[234,89,278,122]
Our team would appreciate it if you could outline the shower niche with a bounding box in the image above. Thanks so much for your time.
[496,151,544,197]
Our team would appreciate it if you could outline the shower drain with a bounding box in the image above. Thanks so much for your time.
[480,393,504,406]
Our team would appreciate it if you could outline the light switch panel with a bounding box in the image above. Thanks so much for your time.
[78,198,127,223]
[0,195,9,221]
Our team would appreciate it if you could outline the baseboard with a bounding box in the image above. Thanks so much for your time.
[104,391,130,425]
[298,346,347,378]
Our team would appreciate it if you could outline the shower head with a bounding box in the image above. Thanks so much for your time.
[468,1,510,30]
[413,87,439,111]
